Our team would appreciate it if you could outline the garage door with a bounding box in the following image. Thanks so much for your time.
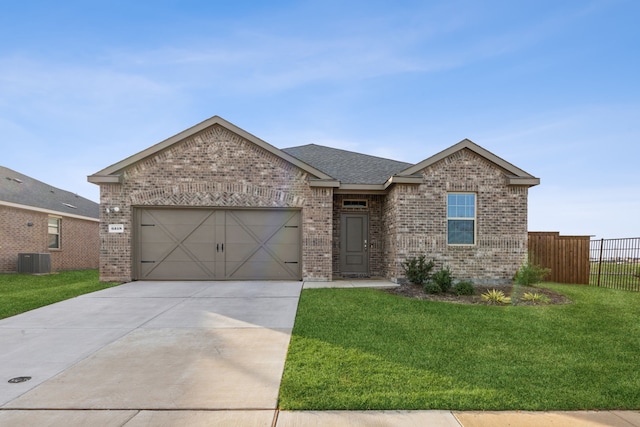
[135,208,301,280]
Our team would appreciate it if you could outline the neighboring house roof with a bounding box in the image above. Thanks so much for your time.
[281,144,413,185]
[0,166,99,220]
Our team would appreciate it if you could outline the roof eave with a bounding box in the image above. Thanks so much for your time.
[384,175,423,189]
[87,175,123,184]
[339,183,386,191]
[309,179,340,188]
[507,176,541,187]
[0,200,100,222]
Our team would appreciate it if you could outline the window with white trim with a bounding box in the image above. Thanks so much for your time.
[48,217,61,249]
[447,193,475,245]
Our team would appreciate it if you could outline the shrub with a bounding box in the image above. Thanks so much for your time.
[431,267,453,293]
[522,292,551,304]
[515,259,551,286]
[481,289,512,304]
[401,256,435,285]
[454,280,475,296]
[423,281,442,294]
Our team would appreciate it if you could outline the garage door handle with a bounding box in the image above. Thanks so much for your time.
[217,243,225,252]
[141,260,155,263]
[285,261,298,264]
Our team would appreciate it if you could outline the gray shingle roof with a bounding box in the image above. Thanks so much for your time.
[0,166,99,219]
[281,144,413,184]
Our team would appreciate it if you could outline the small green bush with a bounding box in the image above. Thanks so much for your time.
[515,260,551,286]
[454,280,475,296]
[401,255,435,285]
[431,267,453,293]
[423,281,442,294]
[481,289,512,304]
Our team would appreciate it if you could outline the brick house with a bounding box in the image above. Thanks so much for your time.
[88,116,539,284]
[0,166,100,273]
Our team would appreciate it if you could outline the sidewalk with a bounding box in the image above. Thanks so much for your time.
[277,410,640,426]
[1,409,638,426]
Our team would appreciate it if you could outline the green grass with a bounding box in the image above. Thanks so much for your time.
[280,283,640,410]
[0,270,119,319]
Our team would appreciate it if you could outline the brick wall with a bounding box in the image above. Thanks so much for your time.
[50,215,100,271]
[98,124,333,282]
[384,148,529,284]
[0,205,98,272]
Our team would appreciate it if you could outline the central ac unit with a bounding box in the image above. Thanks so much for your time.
[17,253,51,274]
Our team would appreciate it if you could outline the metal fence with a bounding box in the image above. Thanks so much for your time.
[590,237,640,291]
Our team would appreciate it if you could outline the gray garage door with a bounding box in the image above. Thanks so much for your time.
[135,208,301,280]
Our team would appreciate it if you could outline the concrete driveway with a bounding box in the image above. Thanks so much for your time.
[0,280,302,426]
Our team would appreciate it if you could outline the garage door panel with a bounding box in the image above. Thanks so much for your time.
[164,246,214,262]
[136,208,300,280]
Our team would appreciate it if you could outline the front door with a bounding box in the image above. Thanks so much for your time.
[340,213,369,275]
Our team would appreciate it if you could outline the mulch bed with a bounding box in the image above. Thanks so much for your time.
[386,283,572,305]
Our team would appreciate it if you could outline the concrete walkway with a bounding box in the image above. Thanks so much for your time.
[1,279,639,426]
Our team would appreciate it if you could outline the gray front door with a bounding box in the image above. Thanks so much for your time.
[135,208,301,280]
[340,213,369,275]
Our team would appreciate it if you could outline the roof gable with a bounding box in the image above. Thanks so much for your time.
[88,116,334,184]
[0,166,99,219]
[398,139,540,186]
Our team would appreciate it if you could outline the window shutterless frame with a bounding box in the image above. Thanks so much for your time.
[447,193,476,245]
[48,216,61,249]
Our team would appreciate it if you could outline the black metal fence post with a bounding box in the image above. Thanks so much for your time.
[597,238,603,287]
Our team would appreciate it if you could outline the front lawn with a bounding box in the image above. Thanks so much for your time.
[279,283,640,410]
[0,270,119,319]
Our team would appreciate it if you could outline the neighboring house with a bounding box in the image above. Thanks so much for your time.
[0,166,100,273]
[88,116,539,284]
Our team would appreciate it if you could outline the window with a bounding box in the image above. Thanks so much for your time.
[343,200,367,208]
[48,217,61,249]
[447,193,475,245]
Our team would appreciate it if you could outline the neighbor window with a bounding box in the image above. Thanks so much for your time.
[447,193,475,245]
[48,217,61,249]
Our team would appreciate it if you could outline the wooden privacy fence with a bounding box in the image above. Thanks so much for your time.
[528,232,591,284]
[590,237,640,291]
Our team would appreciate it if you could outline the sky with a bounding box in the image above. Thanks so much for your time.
[1,0,638,239]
